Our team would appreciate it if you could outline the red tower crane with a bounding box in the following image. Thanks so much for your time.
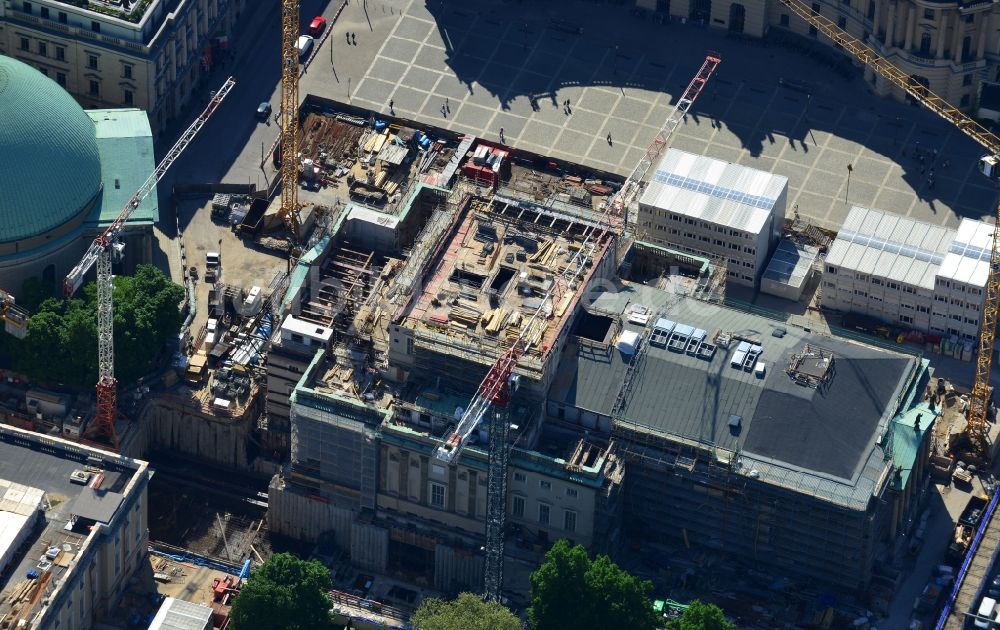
[63,76,236,449]
[433,54,722,601]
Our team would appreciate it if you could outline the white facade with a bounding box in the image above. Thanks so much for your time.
[823,206,988,340]
[638,149,788,287]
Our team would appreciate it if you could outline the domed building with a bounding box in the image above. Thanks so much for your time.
[0,55,157,296]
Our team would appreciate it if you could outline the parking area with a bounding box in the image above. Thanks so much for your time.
[334,0,992,232]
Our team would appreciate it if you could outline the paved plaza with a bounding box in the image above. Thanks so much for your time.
[343,0,994,231]
[161,0,996,237]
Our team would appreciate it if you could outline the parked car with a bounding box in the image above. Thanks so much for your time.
[256,102,272,121]
[297,35,314,61]
[308,16,327,37]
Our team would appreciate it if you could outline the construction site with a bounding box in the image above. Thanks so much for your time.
[2,0,1000,626]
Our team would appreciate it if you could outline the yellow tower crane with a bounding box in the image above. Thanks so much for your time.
[776,0,1000,458]
[279,0,302,240]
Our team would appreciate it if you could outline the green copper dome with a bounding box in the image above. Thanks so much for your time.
[0,56,102,244]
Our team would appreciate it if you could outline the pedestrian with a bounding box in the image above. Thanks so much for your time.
[346,32,351,44]
[607,132,612,145]
[499,127,505,143]
[445,97,450,112]
[352,33,357,45]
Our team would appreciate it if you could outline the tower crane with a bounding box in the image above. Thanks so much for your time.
[775,0,1000,457]
[63,77,236,449]
[278,0,303,239]
[433,55,721,601]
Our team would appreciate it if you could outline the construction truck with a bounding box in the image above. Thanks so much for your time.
[947,494,989,562]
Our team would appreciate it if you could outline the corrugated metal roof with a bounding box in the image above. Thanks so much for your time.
[938,218,992,287]
[639,149,787,234]
[762,239,818,288]
[826,206,989,289]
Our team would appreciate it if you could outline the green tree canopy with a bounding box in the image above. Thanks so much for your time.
[7,264,183,388]
[229,553,333,630]
[665,600,735,630]
[411,592,522,630]
[528,539,657,630]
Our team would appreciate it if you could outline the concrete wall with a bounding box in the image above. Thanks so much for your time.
[433,544,483,593]
[140,398,253,468]
[268,476,356,543]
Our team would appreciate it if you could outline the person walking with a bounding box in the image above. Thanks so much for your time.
[499,127,505,144]
[607,132,612,145]
[351,33,357,45]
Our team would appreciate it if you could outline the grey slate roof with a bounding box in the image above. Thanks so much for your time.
[550,284,918,487]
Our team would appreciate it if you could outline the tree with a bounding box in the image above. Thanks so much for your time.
[528,539,657,630]
[229,553,333,630]
[411,592,522,630]
[7,264,183,387]
[665,600,735,630]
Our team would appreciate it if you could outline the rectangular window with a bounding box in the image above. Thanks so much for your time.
[41,6,49,19]
[539,480,551,491]
[538,503,550,525]
[780,13,789,26]
[22,2,31,14]
[56,72,66,87]
[89,80,99,96]
[512,495,525,518]
[123,64,133,79]
[56,46,65,61]
[513,472,526,483]
[867,0,875,19]
[58,11,67,23]
[38,42,47,57]
[566,488,578,498]
[827,266,837,274]
[900,315,913,324]
[809,25,818,36]
[923,8,934,19]
[91,21,101,33]
[430,482,445,508]
[564,510,577,533]
[88,55,98,70]
[837,16,847,30]
[19,38,29,51]
[123,89,133,106]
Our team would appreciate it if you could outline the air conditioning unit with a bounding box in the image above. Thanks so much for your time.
[69,470,92,485]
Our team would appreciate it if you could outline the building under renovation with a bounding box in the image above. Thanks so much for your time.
[267,146,934,599]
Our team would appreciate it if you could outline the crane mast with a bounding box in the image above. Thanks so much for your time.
[434,56,721,601]
[63,77,235,448]
[279,0,302,239]
[776,0,1000,457]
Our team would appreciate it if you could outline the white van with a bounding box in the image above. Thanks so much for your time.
[976,596,997,628]
[297,35,314,61]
